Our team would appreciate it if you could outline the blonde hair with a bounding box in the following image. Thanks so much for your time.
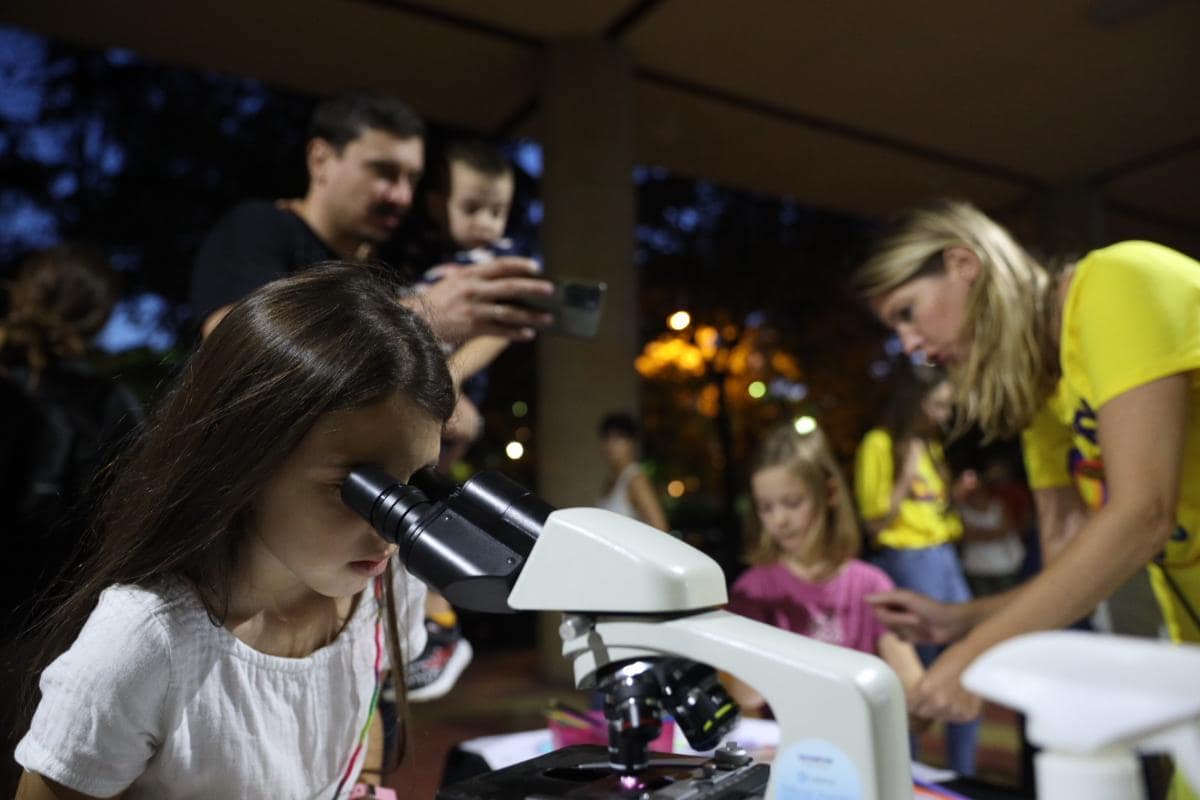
[744,423,860,571]
[854,200,1056,440]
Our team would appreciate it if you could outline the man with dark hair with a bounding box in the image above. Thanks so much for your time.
[191,91,551,341]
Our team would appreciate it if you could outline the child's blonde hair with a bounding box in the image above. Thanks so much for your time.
[854,200,1056,440]
[744,422,860,570]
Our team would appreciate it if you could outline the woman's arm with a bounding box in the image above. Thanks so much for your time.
[626,471,670,532]
[867,586,1011,644]
[16,772,115,800]
[1032,485,1089,564]
[911,373,1189,721]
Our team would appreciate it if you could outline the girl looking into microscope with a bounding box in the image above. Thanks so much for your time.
[13,263,455,799]
[724,422,925,721]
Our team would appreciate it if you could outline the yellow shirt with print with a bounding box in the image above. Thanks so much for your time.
[855,428,962,550]
[1022,240,1200,645]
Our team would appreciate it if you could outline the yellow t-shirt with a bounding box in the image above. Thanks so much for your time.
[854,428,962,549]
[1022,241,1200,643]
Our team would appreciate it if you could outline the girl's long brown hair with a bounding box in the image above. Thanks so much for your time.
[19,262,455,764]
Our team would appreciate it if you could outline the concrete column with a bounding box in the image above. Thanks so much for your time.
[535,39,638,680]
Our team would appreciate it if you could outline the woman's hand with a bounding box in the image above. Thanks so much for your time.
[909,642,984,723]
[866,589,971,645]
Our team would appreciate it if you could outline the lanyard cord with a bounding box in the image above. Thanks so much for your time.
[331,575,386,800]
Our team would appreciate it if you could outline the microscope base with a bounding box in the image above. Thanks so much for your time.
[436,745,769,799]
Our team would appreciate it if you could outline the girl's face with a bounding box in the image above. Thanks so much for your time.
[868,247,979,366]
[751,465,820,559]
[921,380,955,429]
[247,392,442,601]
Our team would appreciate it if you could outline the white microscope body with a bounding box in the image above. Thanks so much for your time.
[964,630,1200,800]
[507,507,914,800]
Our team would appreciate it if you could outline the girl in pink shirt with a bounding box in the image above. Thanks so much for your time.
[726,422,925,717]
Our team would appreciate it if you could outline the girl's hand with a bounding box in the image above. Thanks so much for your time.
[910,642,984,723]
[866,589,969,644]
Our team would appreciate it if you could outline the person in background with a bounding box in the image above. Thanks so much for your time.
[190,91,552,346]
[596,411,669,531]
[856,200,1200,800]
[725,422,925,727]
[412,139,523,386]
[14,264,453,799]
[1,245,144,624]
[854,366,978,775]
[0,244,145,794]
[957,460,1027,598]
[394,140,526,706]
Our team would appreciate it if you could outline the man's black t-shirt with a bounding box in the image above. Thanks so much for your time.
[190,200,336,324]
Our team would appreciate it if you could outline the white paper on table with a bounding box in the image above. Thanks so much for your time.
[458,728,553,770]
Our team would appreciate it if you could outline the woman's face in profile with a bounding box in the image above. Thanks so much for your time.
[868,247,980,367]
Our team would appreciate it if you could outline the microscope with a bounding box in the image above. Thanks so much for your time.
[342,466,913,800]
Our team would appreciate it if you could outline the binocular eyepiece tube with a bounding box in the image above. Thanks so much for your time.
[340,464,550,613]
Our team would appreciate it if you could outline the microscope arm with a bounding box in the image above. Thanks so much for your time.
[508,507,913,800]
[558,611,912,800]
[343,471,913,800]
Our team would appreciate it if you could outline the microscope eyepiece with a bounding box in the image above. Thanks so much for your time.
[341,464,543,613]
[340,465,433,546]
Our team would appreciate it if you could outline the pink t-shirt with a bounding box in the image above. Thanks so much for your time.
[727,559,894,655]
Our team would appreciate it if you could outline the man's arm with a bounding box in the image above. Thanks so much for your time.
[405,257,554,346]
[447,336,510,386]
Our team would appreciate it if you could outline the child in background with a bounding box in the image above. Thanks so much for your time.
[854,367,978,775]
[597,411,669,531]
[14,264,455,799]
[420,139,522,386]
[957,462,1026,598]
[725,423,925,720]
[396,140,521,703]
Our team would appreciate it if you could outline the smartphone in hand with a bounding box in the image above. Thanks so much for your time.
[517,278,607,338]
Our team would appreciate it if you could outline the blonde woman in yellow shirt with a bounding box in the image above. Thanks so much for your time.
[855,200,1200,799]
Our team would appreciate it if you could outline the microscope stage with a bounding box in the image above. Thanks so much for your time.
[437,745,769,800]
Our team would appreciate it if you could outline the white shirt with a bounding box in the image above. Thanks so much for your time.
[597,462,642,520]
[959,500,1026,576]
[16,568,426,799]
